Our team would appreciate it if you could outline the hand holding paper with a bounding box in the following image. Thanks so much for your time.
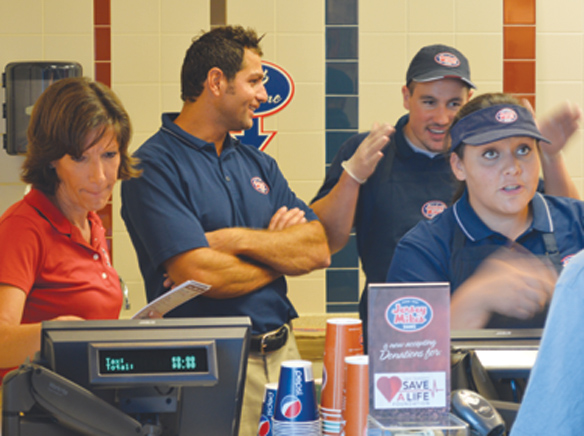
[131,280,211,320]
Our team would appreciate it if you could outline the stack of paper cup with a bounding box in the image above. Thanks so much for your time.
[258,382,278,436]
[272,360,321,435]
[320,318,363,435]
[343,355,369,436]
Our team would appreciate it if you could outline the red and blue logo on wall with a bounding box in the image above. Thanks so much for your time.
[233,61,295,150]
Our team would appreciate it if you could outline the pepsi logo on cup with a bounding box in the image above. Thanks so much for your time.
[263,388,276,417]
[274,360,319,423]
[257,415,272,436]
[257,382,277,436]
[280,394,302,419]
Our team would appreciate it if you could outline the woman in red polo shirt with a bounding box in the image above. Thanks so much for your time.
[0,77,140,381]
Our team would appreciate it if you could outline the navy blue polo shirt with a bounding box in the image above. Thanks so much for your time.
[312,115,456,330]
[313,115,456,285]
[121,113,317,335]
[387,190,584,327]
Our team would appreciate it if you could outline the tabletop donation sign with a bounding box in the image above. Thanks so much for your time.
[367,282,451,428]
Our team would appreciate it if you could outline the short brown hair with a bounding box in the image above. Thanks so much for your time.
[181,25,264,102]
[21,77,140,195]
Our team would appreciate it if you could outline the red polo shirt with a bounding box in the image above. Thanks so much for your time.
[0,188,122,379]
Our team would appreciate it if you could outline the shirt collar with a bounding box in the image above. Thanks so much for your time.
[25,188,74,235]
[530,192,554,233]
[161,113,239,152]
[452,190,494,242]
[403,133,442,158]
[25,188,102,245]
[453,190,553,242]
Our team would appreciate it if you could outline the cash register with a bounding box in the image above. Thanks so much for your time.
[2,317,251,436]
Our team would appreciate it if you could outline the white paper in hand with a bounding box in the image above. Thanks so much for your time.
[131,279,211,319]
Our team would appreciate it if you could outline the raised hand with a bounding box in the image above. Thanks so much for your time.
[341,122,394,184]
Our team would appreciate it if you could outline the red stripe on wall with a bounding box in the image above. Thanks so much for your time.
[94,0,113,257]
[503,0,536,108]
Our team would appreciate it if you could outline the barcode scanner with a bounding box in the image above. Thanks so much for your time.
[451,389,506,436]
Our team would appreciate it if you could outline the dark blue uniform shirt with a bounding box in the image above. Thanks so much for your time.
[312,114,457,321]
[121,113,318,335]
[387,190,584,328]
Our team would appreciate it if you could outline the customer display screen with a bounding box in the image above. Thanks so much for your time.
[40,318,250,435]
[98,346,209,375]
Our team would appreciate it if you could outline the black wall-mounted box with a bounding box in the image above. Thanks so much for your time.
[3,62,82,155]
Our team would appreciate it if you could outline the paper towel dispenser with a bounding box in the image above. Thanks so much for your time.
[3,61,82,155]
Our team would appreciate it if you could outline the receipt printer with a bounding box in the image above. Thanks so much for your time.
[3,61,82,155]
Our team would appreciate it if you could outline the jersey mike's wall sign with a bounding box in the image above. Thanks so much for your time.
[233,61,295,151]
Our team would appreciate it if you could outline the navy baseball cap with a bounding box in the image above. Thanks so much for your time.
[406,44,475,89]
[449,104,550,152]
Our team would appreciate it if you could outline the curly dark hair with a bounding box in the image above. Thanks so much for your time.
[21,77,140,195]
[181,25,264,102]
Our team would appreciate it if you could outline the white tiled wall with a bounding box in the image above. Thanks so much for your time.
[537,0,584,194]
[359,0,503,132]
[1,0,583,318]
[110,0,209,315]
[0,0,93,214]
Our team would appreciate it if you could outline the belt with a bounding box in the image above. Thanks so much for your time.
[250,325,289,354]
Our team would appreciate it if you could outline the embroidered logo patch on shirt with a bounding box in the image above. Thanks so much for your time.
[562,254,575,267]
[251,177,270,195]
[421,200,447,219]
[434,52,460,68]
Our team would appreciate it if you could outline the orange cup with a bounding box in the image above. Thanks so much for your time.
[343,355,369,436]
[320,318,363,412]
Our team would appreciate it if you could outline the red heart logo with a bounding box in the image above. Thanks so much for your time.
[377,376,402,402]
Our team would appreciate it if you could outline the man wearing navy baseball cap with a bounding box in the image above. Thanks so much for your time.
[387,92,584,331]
[311,44,580,348]
[406,44,475,89]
